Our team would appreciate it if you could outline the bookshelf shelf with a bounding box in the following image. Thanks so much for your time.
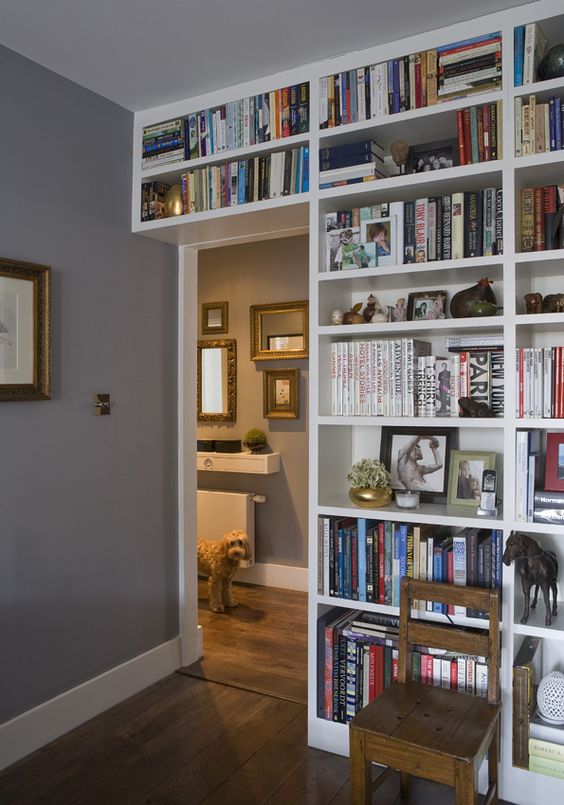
[515,248,564,263]
[515,312,564,328]
[318,255,504,282]
[317,416,503,428]
[317,497,503,529]
[513,619,564,643]
[512,75,564,98]
[513,150,564,171]
[318,316,504,337]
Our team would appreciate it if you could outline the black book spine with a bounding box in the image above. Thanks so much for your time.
[495,189,503,254]
[404,201,416,263]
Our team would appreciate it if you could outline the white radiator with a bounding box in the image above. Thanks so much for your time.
[197,489,256,568]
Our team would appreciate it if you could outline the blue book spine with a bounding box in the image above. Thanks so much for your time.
[550,97,556,151]
[392,60,401,114]
[208,110,214,154]
[432,549,443,613]
[399,524,408,582]
[496,529,503,591]
[393,527,401,607]
[237,162,245,204]
[437,31,501,54]
[556,98,562,150]
[343,529,352,599]
[302,146,309,193]
[357,518,367,602]
[384,522,393,606]
[387,61,394,114]
[340,73,348,125]
[514,26,525,87]
[491,530,497,588]
[365,69,371,119]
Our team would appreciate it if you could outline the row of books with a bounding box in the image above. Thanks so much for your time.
[318,608,490,723]
[520,185,564,252]
[318,32,502,128]
[329,339,504,418]
[140,181,169,222]
[514,23,548,86]
[515,429,564,524]
[515,347,564,420]
[176,147,309,215]
[456,101,503,164]
[318,517,503,613]
[515,95,564,156]
[319,140,389,188]
[141,83,309,168]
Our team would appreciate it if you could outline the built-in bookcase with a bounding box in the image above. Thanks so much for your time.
[132,1,564,801]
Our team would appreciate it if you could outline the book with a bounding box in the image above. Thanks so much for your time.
[529,753,564,779]
[512,636,542,768]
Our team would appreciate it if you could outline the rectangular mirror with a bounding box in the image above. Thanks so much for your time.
[250,300,308,361]
[197,339,237,421]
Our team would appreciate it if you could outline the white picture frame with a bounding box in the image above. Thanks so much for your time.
[360,216,397,267]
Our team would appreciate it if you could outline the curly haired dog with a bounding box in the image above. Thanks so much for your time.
[197,530,252,613]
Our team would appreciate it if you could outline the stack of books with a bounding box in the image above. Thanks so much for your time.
[319,139,388,189]
[179,146,309,214]
[318,608,491,723]
[437,32,502,102]
[319,31,502,128]
[457,102,503,164]
[514,22,548,86]
[142,119,185,169]
[140,181,170,222]
[515,347,564,419]
[515,430,542,523]
[318,517,503,611]
[520,185,564,251]
[529,712,564,779]
[515,95,564,155]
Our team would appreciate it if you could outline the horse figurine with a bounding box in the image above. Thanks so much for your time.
[503,531,558,626]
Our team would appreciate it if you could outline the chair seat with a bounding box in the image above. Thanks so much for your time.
[351,681,500,763]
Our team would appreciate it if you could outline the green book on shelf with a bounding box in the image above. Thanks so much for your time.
[529,752,564,780]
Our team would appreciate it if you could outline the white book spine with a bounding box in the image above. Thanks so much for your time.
[451,193,464,260]
[514,97,522,156]
[523,23,535,84]
[382,341,390,417]
[515,431,529,522]
[466,659,475,695]
[452,535,467,616]
[475,663,488,699]
[426,537,434,611]
[527,454,536,522]
[369,340,377,416]
[425,355,436,417]
[441,658,452,689]
[405,339,414,417]
[359,341,368,416]
[338,342,346,416]
[393,339,403,417]
[432,657,442,687]
[319,77,328,128]
[331,343,338,416]
[450,353,461,417]
[376,341,384,416]
[457,657,466,692]
[543,347,552,419]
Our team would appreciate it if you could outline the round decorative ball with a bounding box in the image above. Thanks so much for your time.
[331,309,344,325]
[537,670,564,725]
[538,44,564,81]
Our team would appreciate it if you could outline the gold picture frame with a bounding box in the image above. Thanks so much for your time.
[0,257,51,401]
[197,339,237,422]
[263,368,299,419]
[201,301,229,335]
[250,300,308,361]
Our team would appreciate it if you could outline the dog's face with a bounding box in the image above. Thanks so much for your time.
[223,530,252,563]
[503,532,525,566]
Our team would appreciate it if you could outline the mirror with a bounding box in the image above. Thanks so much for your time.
[250,300,308,361]
[197,339,237,422]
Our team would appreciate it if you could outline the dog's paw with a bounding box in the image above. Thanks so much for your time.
[225,599,238,608]
[209,603,225,613]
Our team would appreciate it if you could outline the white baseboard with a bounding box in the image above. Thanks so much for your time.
[0,637,181,772]
[236,561,308,592]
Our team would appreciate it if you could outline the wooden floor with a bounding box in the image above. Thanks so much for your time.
[0,583,510,804]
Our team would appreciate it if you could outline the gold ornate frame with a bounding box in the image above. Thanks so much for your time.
[0,257,51,401]
[250,300,308,361]
[263,368,299,419]
[201,301,229,335]
[197,338,237,422]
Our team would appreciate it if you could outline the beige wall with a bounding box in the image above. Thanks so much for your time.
[197,235,309,568]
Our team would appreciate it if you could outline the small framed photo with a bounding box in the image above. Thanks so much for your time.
[0,256,51,401]
[380,427,456,501]
[341,242,378,270]
[407,290,447,321]
[545,433,564,491]
[447,450,497,507]
[408,139,458,174]
[360,216,397,267]
[201,301,228,335]
[263,368,299,419]
[326,226,360,271]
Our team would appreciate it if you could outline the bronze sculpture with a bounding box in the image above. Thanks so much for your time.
[503,531,558,626]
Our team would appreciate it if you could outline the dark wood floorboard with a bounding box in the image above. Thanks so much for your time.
[0,584,513,804]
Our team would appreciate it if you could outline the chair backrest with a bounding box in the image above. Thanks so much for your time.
[398,577,500,705]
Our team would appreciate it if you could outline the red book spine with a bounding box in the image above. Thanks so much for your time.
[482,103,491,161]
[543,184,557,214]
[555,348,561,419]
[368,645,376,702]
[281,87,290,137]
[447,550,455,615]
[534,187,545,250]
[457,110,466,165]
[450,659,458,690]
[378,523,385,605]
[463,108,472,165]
[477,107,485,162]
[415,60,423,108]
[324,627,334,719]
[560,347,564,420]
[425,654,434,685]
[392,653,398,683]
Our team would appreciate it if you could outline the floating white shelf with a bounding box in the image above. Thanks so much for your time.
[317,416,504,428]
[197,451,280,474]
[318,315,505,337]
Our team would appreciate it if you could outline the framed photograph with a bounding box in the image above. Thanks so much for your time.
[0,257,51,401]
[326,226,360,271]
[408,138,458,174]
[380,427,456,501]
[201,301,228,334]
[263,368,299,419]
[360,216,397,267]
[545,433,564,491]
[447,450,497,507]
[341,242,378,270]
[407,290,447,321]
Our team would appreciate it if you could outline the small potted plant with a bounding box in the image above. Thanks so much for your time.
[347,458,392,508]
[243,428,267,454]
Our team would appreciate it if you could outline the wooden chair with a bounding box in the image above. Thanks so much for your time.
[349,578,500,805]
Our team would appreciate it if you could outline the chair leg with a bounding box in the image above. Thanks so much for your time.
[455,760,477,805]
[349,729,371,805]
[399,771,411,799]
[487,721,500,804]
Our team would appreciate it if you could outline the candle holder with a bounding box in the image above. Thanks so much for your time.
[395,490,420,510]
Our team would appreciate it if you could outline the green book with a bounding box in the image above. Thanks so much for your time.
[529,752,564,780]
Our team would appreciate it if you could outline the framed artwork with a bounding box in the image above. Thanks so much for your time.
[250,300,308,361]
[447,450,496,507]
[341,242,378,270]
[0,257,51,401]
[201,301,228,334]
[360,216,397,267]
[545,433,564,491]
[380,427,456,501]
[408,138,458,173]
[263,368,299,419]
[407,290,447,321]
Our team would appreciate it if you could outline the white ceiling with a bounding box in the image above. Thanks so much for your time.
[0,0,526,112]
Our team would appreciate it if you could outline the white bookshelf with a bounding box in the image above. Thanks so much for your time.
[132,1,564,801]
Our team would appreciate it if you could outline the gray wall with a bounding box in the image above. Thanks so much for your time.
[0,46,178,723]
[197,237,308,567]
